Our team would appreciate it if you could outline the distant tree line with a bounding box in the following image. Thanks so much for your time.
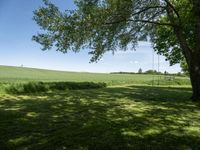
[110,69,185,77]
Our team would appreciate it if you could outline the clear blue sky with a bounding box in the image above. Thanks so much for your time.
[0,0,181,73]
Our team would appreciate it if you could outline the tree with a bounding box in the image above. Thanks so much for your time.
[138,68,142,74]
[145,69,157,75]
[180,59,189,76]
[33,0,200,100]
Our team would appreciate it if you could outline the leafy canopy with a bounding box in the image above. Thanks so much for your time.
[33,0,194,63]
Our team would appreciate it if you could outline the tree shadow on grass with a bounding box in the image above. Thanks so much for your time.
[0,85,200,150]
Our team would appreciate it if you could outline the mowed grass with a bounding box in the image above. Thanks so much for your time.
[1,65,199,149]
[0,86,200,149]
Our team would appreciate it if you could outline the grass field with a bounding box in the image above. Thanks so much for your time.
[0,65,190,86]
[1,65,200,150]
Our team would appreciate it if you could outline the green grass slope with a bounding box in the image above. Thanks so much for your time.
[0,66,198,149]
[0,86,199,149]
[0,65,190,86]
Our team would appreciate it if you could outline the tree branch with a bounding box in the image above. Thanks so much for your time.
[164,0,180,19]
[131,6,166,16]
[104,5,174,27]
[104,18,175,27]
[191,0,200,51]
[165,1,192,63]
[131,19,174,26]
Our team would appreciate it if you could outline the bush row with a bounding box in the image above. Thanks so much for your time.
[6,81,107,94]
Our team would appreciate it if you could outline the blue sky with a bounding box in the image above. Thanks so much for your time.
[0,0,181,73]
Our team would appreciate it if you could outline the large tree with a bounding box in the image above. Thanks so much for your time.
[33,0,200,100]
[180,59,189,76]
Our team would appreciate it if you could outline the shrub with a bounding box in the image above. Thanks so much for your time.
[6,81,106,94]
[49,82,106,90]
[6,82,49,94]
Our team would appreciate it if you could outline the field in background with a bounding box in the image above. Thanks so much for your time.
[1,65,199,149]
[0,65,190,86]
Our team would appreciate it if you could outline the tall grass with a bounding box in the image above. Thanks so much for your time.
[5,81,107,94]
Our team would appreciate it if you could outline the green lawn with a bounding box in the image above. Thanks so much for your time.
[0,65,199,149]
[0,85,200,150]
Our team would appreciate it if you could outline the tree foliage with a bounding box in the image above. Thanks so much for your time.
[33,0,200,100]
[33,0,167,61]
[138,68,142,74]
[32,0,196,63]
[180,59,189,75]
[152,0,196,65]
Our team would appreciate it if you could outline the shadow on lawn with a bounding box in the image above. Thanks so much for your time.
[0,85,200,150]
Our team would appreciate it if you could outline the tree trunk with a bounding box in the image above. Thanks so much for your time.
[188,54,200,101]
[166,0,200,101]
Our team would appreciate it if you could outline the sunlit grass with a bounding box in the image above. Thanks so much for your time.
[0,85,199,149]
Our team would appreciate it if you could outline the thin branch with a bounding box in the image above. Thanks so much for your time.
[131,6,166,16]
[166,3,192,58]
[104,4,174,27]
[164,0,180,19]
[104,18,175,27]
[131,19,174,26]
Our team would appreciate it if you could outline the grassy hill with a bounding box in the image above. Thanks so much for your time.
[1,65,199,150]
[0,65,190,86]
